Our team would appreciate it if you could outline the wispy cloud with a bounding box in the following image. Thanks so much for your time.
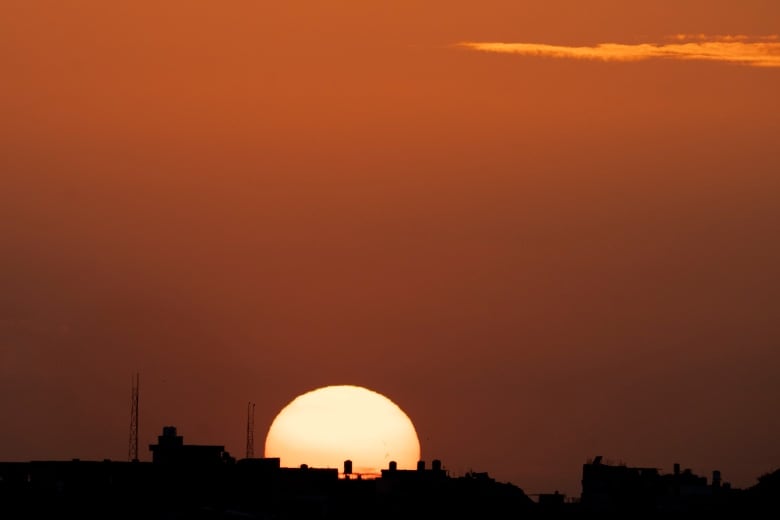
[457,35,780,67]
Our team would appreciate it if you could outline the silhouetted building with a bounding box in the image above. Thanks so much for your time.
[581,455,740,515]
[538,490,565,507]
[581,455,662,512]
[149,425,233,465]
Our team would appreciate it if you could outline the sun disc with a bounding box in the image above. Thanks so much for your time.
[264,385,420,476]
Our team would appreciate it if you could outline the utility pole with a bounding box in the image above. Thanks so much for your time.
[128,372,139,462]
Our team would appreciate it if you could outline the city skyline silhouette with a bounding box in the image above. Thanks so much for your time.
[2,421,778,518]
[2,379,778,504]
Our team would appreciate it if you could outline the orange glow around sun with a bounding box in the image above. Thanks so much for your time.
[264,385,421,477]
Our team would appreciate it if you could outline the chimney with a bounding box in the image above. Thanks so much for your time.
[343,460,352,475]
[417,460,425,472]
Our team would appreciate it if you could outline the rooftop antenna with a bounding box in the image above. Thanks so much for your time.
[246,401,255,459]
[128,372,139,462]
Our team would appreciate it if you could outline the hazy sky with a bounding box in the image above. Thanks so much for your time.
[2,1,779,497]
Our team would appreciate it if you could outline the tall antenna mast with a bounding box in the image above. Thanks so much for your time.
[128,372,139,462]
[246,401,255,459]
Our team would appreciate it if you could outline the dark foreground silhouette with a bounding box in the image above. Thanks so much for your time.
[1,426,778,519]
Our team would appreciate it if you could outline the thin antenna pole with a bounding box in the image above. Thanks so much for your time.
[128,372,139,462]
[246,401,255,459]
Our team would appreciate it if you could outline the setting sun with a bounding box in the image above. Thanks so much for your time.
[264,385,421,477]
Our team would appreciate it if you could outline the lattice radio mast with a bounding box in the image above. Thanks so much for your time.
[246,401,256,459]
[128,372,139,462]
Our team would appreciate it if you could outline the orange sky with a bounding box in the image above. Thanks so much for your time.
[1,1,779,497]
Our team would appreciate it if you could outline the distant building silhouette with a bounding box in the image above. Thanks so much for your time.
[581,455,741,515]
[149,425,233,465]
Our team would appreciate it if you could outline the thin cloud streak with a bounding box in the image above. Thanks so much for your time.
[458,36,780,67]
